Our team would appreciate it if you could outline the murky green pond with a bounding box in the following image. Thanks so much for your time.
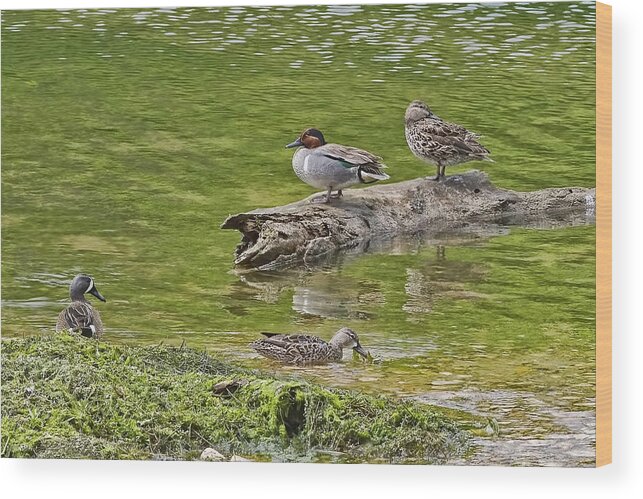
[2,2,596,466]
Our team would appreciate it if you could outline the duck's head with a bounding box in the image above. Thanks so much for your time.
[286,128,326,149]
[69,274,106,302]
[329,327,368,359]
[405,100,433,123]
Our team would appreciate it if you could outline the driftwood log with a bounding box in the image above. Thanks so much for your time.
[221,171,596,270]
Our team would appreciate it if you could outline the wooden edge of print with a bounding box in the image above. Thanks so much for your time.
[596,1,612,467]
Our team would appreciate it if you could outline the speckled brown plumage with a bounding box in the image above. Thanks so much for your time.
[55,274,106,338]
[56,301,104,337]
[250,327,368,365]
[405,100,492,180]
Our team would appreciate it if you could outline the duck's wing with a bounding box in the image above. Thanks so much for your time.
[318,143,386,168]
[251,335,330,363]
[434,135,490,157]
[260,333,326,344]
[412,119,491,157]
[415,118,484,144]
[314,144,390,181]
[56,302,101,336]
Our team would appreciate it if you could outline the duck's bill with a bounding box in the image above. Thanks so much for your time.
[353,345,368,359]
[90,287,107,302]
[286,138,303,148]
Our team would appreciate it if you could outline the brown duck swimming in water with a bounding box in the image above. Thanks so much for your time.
[404,100,492,181]
[250,327,368,365]
[55,274,106,338]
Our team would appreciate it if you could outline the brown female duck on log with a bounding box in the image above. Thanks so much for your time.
[405,100,493,181]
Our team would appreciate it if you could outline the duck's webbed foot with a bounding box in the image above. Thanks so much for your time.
[310,186,335,204]
[310,195,329,204]
[426,166,447,181]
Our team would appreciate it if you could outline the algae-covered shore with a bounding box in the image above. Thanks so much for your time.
[1,334,471,463]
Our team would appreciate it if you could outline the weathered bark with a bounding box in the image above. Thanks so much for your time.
[221,171,595,270]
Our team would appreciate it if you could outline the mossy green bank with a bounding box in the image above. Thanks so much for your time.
[1,334,470,463]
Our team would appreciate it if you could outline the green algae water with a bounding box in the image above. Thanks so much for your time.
[1,2,596,466]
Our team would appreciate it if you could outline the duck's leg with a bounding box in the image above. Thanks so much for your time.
[329,189,343,199]
[310,186,335,204]
[325,186,333,203]
[439,165,447,179]
[427,164,442,181]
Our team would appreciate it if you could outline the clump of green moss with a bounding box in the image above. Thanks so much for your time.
[1,334,468,463]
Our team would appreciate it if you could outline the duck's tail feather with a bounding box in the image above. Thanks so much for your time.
[69,325,96,338]
[362,171,391,181]
[358,165,390,183]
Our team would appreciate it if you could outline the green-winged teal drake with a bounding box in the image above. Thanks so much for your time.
[286,128,390,203]
[250,327,368,365]
[405,100,492,181]
[55,274,106,338]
